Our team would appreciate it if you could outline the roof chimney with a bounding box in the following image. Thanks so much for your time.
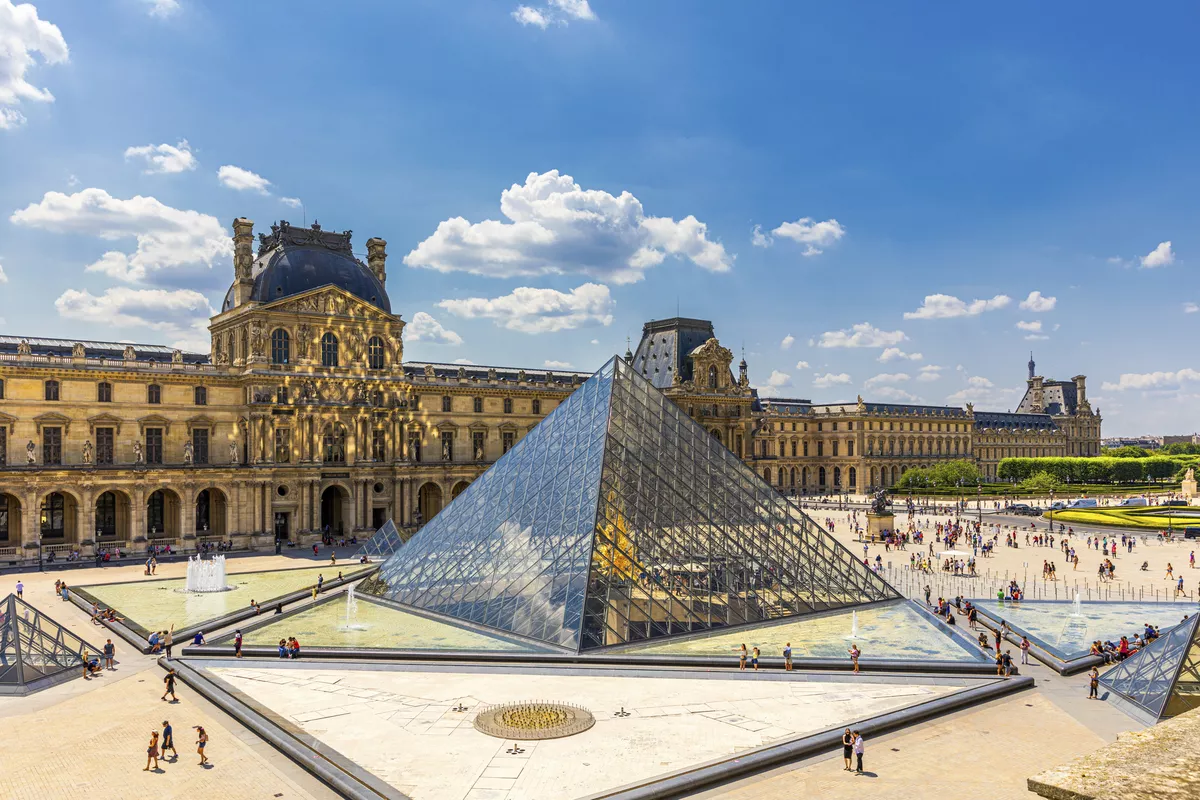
[366,237,387,286]
[231,217,254,308]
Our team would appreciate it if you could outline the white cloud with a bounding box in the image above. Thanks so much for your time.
[1019,290,1056,312]
[10,187,230,283]
[280,197,302,208]
[0,260,6,283]
[55,287,212,349]
[780,334,794,350]
[1185,302,1199,314]
[1140,241,1175,269]
[590,338,600,345]
[754,369,794,397]
[124,140,197,174]
[143,0,180,16]
[878,347,922,363]
[405,311,463,346]
[512,0,595,27]
[438,282,614,334]
[1016,320,1042,332]
[864,373,910,388]
[217,164,271,194]
[1102,369,1200,391]
[904,293,1011,319]
[0,0,69,130]
[794,360,810,370]
[751,217,845,256]
[916,365,942,382]
[453,358,475,365]
[873,386,921,402]
[404,170,731,285]
[945,379,1024,408]
[544,359,573,368]
[967,376,993,388]
[816,322,906,349]
[1024,334,1050,341]
[813,372,852,389]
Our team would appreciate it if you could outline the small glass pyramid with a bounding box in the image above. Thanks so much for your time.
[356,519,405,560]
[363,357,899,652]
[1100,612,1200,722]
[0,594,99,694]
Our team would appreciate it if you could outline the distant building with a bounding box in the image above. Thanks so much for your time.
[1101,437,1162,450]
[1163,433,1200,446]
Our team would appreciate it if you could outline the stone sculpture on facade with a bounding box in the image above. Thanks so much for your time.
[123,345,136,360]
[72,342,85,358]
[82,439,93,465]
[296,324,311,359]
[229,441,239,464]
[132,440,144,464]
[183,440,194,465]
[26,440,35,464]
[249,322,265,357]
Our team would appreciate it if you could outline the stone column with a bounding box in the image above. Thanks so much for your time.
[22,488,38,549]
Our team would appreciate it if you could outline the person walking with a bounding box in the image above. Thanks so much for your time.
[841,728,854,771]
[848,643,861,674]
[144,731,160,771]
[194,725,209,766]
[783,642,793,672]
[1088,667,1099,699]
[738,644,747,671]
[1020,636,1031,666]
[15,580,22,599]
[853,730,865,773]
[161,720,178,761]
[161,668,178,702]
[103,638,115,670]
[234,629,243,659]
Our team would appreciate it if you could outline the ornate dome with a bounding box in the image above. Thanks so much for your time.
[221,221,391,314]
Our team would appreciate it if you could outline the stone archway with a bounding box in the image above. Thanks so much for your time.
[0,492,22,549]
[146,488,181,539]
[38,489,80,546]
[418,482,443,524]
[94,490,131,544]
[320,484,350,536]
[451,480,471,501]
[195,487,229,537]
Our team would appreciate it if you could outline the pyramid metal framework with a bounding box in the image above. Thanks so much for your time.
[363,357,899,652]
[1099,612,1200,722]
[0,594,99,694]
[356,519,405,560]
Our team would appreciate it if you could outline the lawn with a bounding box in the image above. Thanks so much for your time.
[1045,506,1200,530]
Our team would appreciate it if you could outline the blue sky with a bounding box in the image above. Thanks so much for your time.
[0,0,1197,436]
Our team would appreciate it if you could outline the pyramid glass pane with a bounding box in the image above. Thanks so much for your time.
[357,519,405,560]
[364,357,898,652]
[1100,613,1200,721]
[0,595,97,692]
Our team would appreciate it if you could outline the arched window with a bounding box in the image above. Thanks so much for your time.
[147,384,161,404]
[367,336,385,370]
[323,425,346,463]
[321,333,339,367]
[44,380,59,401]
[271,329,290,364]
[833,466,842,487]
[789,467,796,486]
[97,382,112,402]
[818,466,827,486]
[763,468,771,482]
[40,492,66,536]
[96,491,117,537]
[777,468,785,486]
[708,365,718,389]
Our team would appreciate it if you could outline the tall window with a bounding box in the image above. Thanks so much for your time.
[367,336,385,370]
[97,382,112,402]
[192,428,209,465]
[372,428,386,461]
[472,430,485,460]
[848,440,855,457]
[708,365,718,389]
[321,333,339,367]
[194,386,207,406]
[473,397,483,413]
[145,428,163,465]
[147,384,161,404]
[96,427,114,465]
[0,494,9,539]
[441,431,454,461]
[832,441,839,457]
[271,329,290,364]
[0,426,5,466]
[44,380,59,401]
[40,492,65,536]
[146,490,164,535]
[817,441,824,457]
[532,399,541,414]
[275,428,291,463]
[323,425,346,463]
[502,431,514,454]
[442,395,452,412]
[791,440,797,457]
[276,386,289,404]
[43,427,62,465]
[96,492,117,538]
[0,378,5,399]
[503,398,513,414]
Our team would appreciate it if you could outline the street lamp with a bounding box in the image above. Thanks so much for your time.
[1049,489,1055,534]
[977,483,983,530]
[38,507,46,572]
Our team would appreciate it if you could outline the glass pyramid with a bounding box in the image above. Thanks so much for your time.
[1100,612,1200,722]
[0,594,99,694]
[364,357,899,652]
[356,519,405,560]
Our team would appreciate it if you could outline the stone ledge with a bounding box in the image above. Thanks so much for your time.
[1027,707,1200,800]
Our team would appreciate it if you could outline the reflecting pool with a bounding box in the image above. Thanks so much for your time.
[228,595,546,652]
[972,599,1196,661]
[622,600,990,662]
[78,564,372,636]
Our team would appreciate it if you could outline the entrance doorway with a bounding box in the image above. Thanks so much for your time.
[274,512,289,541]
[320,486,348,536]
[371,507,386,530]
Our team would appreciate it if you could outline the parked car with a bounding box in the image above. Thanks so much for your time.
[1185,527,1200,540]
[1049,501,1068,510]
[1162,500,1188,507]
[1008,504,1044,516]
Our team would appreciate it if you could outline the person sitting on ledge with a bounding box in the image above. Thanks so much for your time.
[147,631,162,653]
[278,639,287,658]
[192,631,206,646]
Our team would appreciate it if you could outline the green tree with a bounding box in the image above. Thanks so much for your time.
[1105,445,1150,458]
[1019,471,1065,493]
[1145,457,1177,482]
[1112,460,1144,483]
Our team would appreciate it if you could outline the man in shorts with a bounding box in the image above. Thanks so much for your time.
[161,720,178,760]
[103,638,115,670]
[783,642,793,671]
[161,668,178,702]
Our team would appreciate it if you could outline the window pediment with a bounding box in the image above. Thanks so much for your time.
[137,414,173,434]
[186,414,218,431]
[34,411,71,434]
[0,411,16,433]
[87,412,124,435]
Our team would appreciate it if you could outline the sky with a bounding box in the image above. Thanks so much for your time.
[0,0,1197,437]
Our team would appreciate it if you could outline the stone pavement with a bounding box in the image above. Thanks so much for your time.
[695,691,1108,800]
[0,555,338,800]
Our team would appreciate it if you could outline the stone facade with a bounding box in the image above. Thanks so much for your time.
[0,219,1103,559]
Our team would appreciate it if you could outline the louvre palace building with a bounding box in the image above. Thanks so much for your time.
[0,218,1101,559]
